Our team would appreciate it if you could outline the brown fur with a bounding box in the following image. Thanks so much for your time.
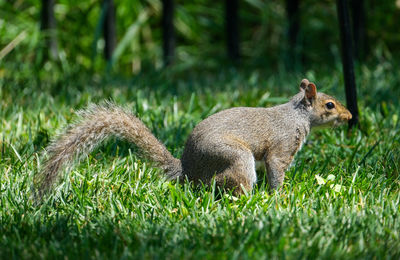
[34,103,181,198]
[35,79,351,198]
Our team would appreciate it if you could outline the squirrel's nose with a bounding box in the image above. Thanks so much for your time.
[344,111,352,121]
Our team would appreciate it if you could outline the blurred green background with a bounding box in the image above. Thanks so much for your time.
[1,2,400,258]
[1,0,400,77]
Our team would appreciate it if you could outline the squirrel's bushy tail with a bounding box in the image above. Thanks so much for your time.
[34,102,181,198]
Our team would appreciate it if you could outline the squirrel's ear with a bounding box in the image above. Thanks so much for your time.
[300,79,310,90]
[305,83,317,100]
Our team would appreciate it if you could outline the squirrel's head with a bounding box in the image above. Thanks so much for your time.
[299,79,352,127]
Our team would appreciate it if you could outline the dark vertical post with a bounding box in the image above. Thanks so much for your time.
[225,0,240,61]
[350,0,366,60]
[285,0,300,69]
[40,0,58,59]
[103,0,116,61]
[286,0,300,52]
[336,0,359,127]
[162,0,175,66]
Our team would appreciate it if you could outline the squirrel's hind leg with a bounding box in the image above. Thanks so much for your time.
[214,149,257,196]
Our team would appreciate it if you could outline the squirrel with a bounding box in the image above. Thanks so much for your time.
[34,79,352,198]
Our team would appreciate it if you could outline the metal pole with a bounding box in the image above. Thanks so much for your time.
[103,0,116,61]
[225,0,240,61]
[162,0,175,66]
[336,0,359,128]
[41,0,58,59]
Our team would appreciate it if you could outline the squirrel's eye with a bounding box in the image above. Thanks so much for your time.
[326,102,335,109]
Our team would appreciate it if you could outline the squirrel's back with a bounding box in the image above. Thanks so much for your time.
[183,101,310,159]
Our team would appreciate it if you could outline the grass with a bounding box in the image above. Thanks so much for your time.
[1,65,400,259]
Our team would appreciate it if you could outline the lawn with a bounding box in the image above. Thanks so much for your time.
[1,64,399,259]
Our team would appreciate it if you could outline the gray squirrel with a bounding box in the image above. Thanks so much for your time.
[35,79,352,197]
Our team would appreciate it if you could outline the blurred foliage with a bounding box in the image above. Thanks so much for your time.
[1,0,400,77]
[1,2,400,258]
